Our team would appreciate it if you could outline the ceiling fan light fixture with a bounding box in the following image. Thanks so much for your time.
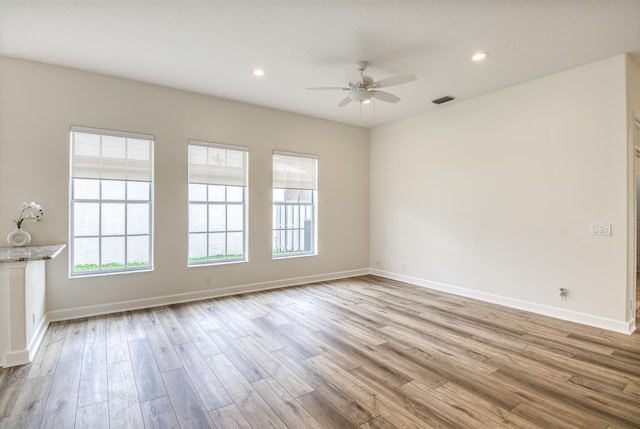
[349,88,373,103]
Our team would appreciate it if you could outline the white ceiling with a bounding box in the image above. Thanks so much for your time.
[2,1,640,128]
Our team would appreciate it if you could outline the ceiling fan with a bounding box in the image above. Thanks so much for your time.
[307,61,417,107]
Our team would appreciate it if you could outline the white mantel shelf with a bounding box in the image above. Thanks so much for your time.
[0,243,65,367]
[0,243,66,263]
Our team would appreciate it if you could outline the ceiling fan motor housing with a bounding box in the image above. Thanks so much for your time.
[349,75,374,89]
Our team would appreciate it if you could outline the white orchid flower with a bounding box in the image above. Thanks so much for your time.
[13,201,45,228]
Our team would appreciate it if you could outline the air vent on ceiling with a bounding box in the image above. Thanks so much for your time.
[432,96,455,104]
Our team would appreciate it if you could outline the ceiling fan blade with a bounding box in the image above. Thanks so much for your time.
[337,96,352,107]
[372,90,401,103]
[373,74,417,89]
[306,86,350,91]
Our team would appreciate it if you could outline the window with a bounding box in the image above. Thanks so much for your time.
[188,141,248,265]
[272,151,317,258]
[70,127,153,276]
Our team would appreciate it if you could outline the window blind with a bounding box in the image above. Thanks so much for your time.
[188,141,248,187]
[71,127,154,181]
[273,151,318,190]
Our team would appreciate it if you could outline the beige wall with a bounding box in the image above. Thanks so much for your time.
[0,56,370,316]
[2,53,637,332]
[370,55,633,329]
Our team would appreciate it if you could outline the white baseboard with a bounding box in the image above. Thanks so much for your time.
[625,317,636,334]
[41,266,636,335]
[48,268,369,322]
[0,313,50,368]
[4,348,30,367]
[370,269,634,335]
[28,315,50,362]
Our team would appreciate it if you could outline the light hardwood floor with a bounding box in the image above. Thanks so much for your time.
[1,275,639,428]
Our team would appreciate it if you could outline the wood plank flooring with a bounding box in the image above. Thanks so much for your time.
[1,275,640,428]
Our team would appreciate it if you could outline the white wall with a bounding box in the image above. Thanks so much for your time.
[628,55,640,321]
[0,266,9,366]
[25,261,46,348]
[370,55,633,330]
[0,56,369,316]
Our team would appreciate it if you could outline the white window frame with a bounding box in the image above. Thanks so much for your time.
[188,141,249,266]
[69,126,154,277]
[272,151,318,259]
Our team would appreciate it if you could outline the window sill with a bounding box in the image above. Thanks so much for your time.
[70,267,153,279]
[188,259,248,268]
[272,252,317,260]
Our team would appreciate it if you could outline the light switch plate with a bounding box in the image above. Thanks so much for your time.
[591,224,612,236]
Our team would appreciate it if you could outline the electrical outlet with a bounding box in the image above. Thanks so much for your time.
[32,313,36,325]
[559,288,568,300]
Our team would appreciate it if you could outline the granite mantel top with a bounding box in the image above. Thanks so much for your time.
[0,244,66,263]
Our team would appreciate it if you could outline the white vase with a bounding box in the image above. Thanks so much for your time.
[7,227,31,247]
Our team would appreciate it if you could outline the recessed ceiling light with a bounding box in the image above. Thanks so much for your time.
[471,51,489,62]
[253,68,265,77]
